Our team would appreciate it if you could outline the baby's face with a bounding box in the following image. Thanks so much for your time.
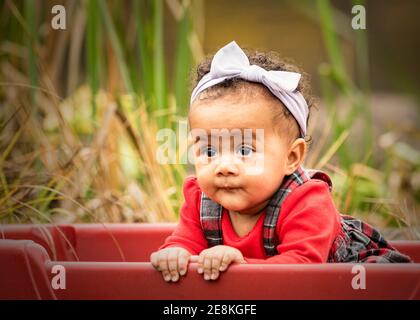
[189,91,302,216]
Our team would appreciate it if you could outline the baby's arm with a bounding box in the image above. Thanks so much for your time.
[150,177,207,282]
[247,180,340,264]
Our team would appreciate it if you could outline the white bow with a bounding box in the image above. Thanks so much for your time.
[190,41,309,137]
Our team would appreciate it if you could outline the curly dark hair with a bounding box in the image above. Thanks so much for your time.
[190,47,316,144]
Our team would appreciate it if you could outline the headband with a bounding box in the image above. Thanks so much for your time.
[190,41,309,137]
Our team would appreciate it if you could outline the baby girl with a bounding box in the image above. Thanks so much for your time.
[150,41,411,283]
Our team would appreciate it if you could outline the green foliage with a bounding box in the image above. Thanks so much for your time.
[0,1,417,239]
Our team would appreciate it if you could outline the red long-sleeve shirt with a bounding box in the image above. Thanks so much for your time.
[160,176,342,263]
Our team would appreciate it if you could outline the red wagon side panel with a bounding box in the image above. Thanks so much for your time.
[1,224,419,300]
[0,240,56,300]
[1,223,419,263]
[47,262,420,300]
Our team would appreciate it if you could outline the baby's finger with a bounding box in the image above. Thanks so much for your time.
[150,252,159,270]
[202,254,212,280]
[178,251,190,276]
[233,253,246,264]
[219,252,232,272]
[158,254,171,282]
[197,254,204,274]
[210,254,222,280]
[167,250,180,282]
[161,270,171,282]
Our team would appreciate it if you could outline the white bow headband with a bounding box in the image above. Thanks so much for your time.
[190,41,309,137]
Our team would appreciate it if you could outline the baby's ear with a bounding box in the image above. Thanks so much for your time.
[285,138,306,175]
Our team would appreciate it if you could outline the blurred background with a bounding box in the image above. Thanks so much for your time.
[0,0,418,239]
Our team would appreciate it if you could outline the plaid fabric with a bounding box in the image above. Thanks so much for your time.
[261,166,311,255]
[199,166,413,263]
[200,193,224,247]
[328,215,412,263]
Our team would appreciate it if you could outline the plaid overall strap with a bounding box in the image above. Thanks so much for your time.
[262,166,313,256]
[200,193,224,247]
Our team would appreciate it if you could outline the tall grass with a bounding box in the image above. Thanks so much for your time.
[0,0,197,224]
[309,0,418,238]
[0,0,418,239]
[86,0,100,119]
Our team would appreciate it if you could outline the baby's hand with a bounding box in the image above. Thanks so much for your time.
[150,247,192,282]
[197,245,246,281]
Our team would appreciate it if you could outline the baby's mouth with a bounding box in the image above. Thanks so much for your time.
[218,186,241,192]
[215,180,242,192]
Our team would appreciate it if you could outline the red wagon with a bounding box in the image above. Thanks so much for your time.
[0,223,419,300]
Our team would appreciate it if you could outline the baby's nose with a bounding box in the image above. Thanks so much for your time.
[214,155,239,176]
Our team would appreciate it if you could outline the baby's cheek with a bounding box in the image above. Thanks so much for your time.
[246,173,284,201]
[247,181,272,200]
[263,154,287,181]
[195,168,214,193]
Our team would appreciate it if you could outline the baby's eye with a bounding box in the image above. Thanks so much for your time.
[201,146,217,157]
[237,144,254,157]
